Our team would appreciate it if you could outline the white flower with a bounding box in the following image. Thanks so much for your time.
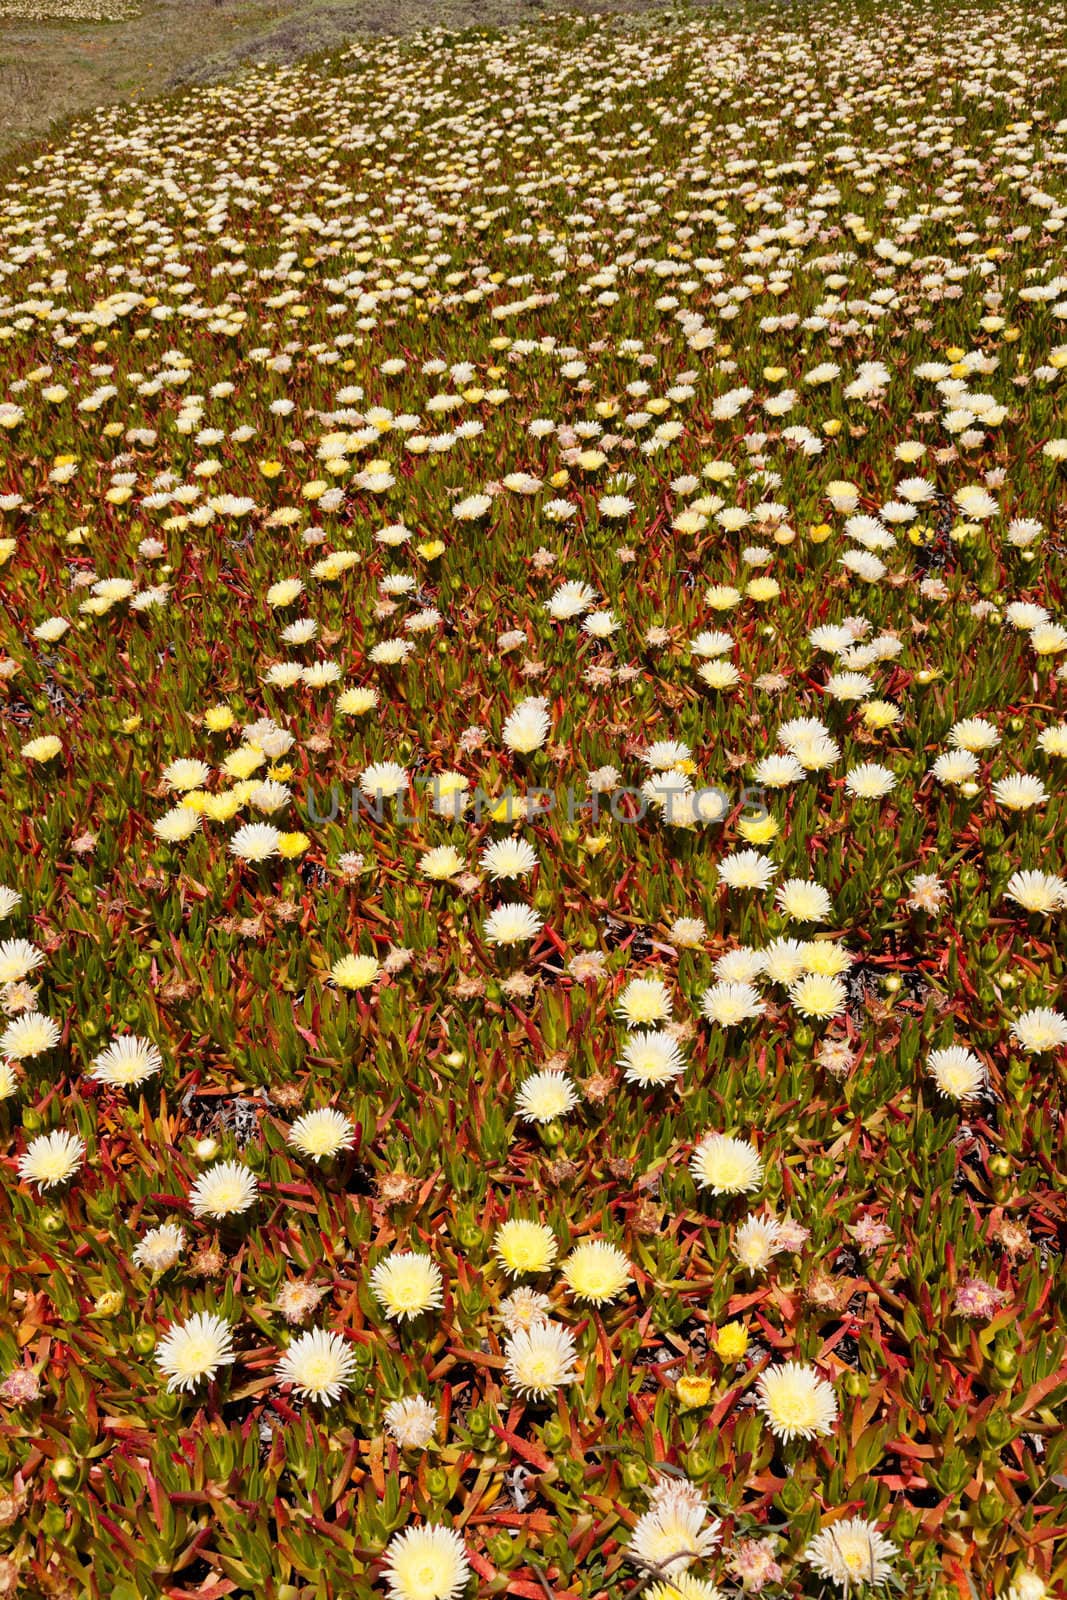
[757,1360,838,1440]
[133,1223,186,1273]
[775,879,833,924]
[753,754,805,788]
[277,1329,357,1404]
[360,761,409,799]
[715,947,767,984]
[643,740,692,770]
[188,1160,258,1219]
[949,717,999,752]
[733,1213,785,1273]
[806,1517,898,1589]
[845,763,896,799]
[156,1312,235,1393]
[762,938,808,985]
[1010,1008,1067,1054]
[90,1035,163,1089]
[0,939,43,986]
[384,1395,438,1448]
[931,750,979,787]
[628,1491,721,1575]
[480,839,538,880]
[370,1253,444,1321]
[382,1525,470,1600]
[825,671,873,703]
[700,981,765,1026]
[452,493,492,520]
[954,484,998,519]
[154,807,201,843]
[18,1130,85,1190]
[484,902,543,946]
[620,1030,686,1087]
[717,851,777,891]
[927,1045,986,1101]
[1005,871,1066,914]
[840,549,886,582]
[505,1320,579,1398]
[546,580,596,620]
[516,1070,576,1123]
[788,973,848,1020]
[1,1012,60,1060]
[991,774,1047,811]
[162,758,211,793]
[230,823,281,862]
[502,696,550,753]
[691,1134,763,1195]
[288,1108,357,1162]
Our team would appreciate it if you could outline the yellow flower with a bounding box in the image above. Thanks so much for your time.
[222,746,266,780]
[561,1240,632,1304]
[416,539,445,560]
[337,686,379,716]
[203,792,244,822]
[494,1219,558,1276]
[738,812,779,845]
[204,704,235,733]
[809,523,832,544]
[487,793,523,824]
[675,1374,712,1410]
[822,420,842,437]
[21,735,62,763]
[860,700,901,730]
[330,954,381,990]
[278,831,310,858]
[714,1322,749,1361]
[370,1251,444,1321]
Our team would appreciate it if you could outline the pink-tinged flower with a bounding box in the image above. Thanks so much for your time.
[0,1367,41,1405]
[954,1276,1009,1319]
[847,1215,893,1253]
[907,873,946,914]
[777,1214,812,1251]
[729,1538,784,1593]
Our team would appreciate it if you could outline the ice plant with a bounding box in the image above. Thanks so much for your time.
[276,1329,357,1404]
[156,1312,235,1393]
[382,1525,470,1600]
[0,3,1065,1588]
[757,1362,839,1441]
[504,1320,579,1398]
[370,1253,444,1321]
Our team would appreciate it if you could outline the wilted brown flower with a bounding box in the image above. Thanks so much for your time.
[378,1172,419,1207]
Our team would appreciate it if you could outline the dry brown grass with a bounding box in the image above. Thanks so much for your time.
[0,0,674,154]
